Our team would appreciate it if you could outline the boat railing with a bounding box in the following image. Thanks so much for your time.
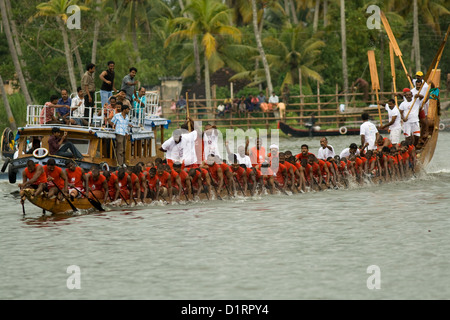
[25,90,164,131]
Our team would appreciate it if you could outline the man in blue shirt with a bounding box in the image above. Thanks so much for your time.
[56,89,72,124]
[132,86,147,119]
[111,104,132,166]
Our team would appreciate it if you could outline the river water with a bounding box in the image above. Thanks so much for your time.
[1,132,450,300]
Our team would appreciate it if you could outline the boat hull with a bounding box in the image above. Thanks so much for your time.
[22,189,101,215]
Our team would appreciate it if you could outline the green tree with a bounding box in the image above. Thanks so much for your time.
[34,0,89,93]
[165,0,241,115]
[263,24,325,88]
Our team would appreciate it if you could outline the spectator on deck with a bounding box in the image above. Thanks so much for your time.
[121,67,138,103]
[40,95,65,125]
[56,89,72,124]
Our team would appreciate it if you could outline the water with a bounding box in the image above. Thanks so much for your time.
[1,132,450,300]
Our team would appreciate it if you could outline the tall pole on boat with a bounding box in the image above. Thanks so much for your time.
[389,42,399,110]
[405,25,450,120]
[380,11,413,88]
[0,74,17,131]
[368,50,382,127]
[185,92,191,131]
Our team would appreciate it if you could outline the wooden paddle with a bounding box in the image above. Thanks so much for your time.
[52,182,78,212]
[233,175,246,197]
[74,187,105,211]
[380,11,413,88]
[186,92,191,131]
[207,170,223,200]
[368,50,383,127]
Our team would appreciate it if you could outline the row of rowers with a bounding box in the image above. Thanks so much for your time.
[18,133,418,206]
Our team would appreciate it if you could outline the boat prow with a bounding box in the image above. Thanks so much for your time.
[22,189,103,215]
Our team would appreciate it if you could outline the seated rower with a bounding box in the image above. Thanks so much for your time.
[156,164,172,202]
[65,160,87,199]
[103,170,119,202]
[43,158,68,200]
[116,167,132,203]
[19,160,48,199]
[173,162,193,200]
[229,154,249,196]
[188,167,211,199]
[258,161,275,194]
[144,167,160,202]
[85,167,108,203]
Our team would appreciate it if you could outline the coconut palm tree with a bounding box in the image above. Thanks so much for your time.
[251,0,273,95]
[340,0,348,103]
[0,0,33,106]
[165,0,241,115]
[35,0,89,93]
[263,24,325,88]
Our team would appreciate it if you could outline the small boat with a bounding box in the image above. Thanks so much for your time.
[278,121,388,137]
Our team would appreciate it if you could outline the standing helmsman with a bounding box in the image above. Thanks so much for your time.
[111,104,132,166]
[379,99,402,145]
[360,112,379,151]
[317,137,335,160]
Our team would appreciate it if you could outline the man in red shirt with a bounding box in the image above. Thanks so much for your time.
[19,160,48,198]
[144,167,160,202]
[103,170,120,202]
[43,158,68,199]
[86,167,108,203]
[295,144,314,162]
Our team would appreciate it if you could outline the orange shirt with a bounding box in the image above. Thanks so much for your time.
[25,164,47,185]
[156,171,170,188]
[66,167,84,189]
[88,174,106,191]
[250,146,266,166]
[117,173,130,192]
[146,175,159,191]
[107,173,118,195]
[43,165,64,189]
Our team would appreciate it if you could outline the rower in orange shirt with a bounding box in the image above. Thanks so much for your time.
[19,160,48,199]
[43,158,68,199]
[86,167,108,203]
[65,160,87,199]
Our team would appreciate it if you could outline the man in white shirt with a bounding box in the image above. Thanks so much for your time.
[339,143,360,159]
[203,124,220,161]
[399,87,421,146]
[360,112,379,151]
[160,122,198,167]
[317,137,335,160]
[379,99,402,144]
[70,87,88,126]
[225,141,252,168]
